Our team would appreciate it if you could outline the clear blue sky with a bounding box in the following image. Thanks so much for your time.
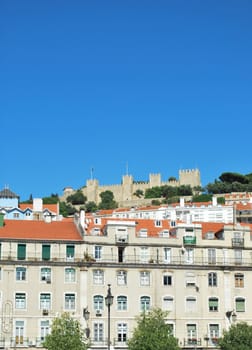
[1,0,252,201]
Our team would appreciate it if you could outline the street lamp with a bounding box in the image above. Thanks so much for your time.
[83,307,90,338]
[105,284,114,350]
[226,310,237,323]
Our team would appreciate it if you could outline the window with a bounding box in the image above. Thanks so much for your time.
[94,246,102,260]
[117,296,127,311]
[208,249,216,264]
[209,324,219,344]
[93,270,104,285]
[117,323,127,342]
[14,213,20,218]
[65,268,76,283]
[15,293,26,309]
[163,274,172,286]
[15,320,24,345]
[185,272,196,287]
[16,267,26,281]
[40,293,51,310]
[186,297,196,312]
[208,272,217,287]
[155,220,162,227]
[40,320,49,342]
[94,322,104,342]
[140,271,150,286]
[164,248,171,263]
[167,323,174,336]
[140,296,150,311]
[187,324,197,343]
[17,244,26,260]
[235,297,245,312]
[234,249,242,264]
[42,245,51,261]
[163,296,174,311]
[65,293,75,310]
[209,297,218,312]
[235,273,244,288]
[117,270,127,285]
[93,295,104,311]
[184,248,194,264]
[41,268,51,282]
[66,245,75,261]
[140,247,149,263]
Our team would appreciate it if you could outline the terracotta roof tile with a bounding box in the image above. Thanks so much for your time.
[0,220,82,241]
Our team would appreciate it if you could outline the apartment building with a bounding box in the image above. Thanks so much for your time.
[0,209,252,350]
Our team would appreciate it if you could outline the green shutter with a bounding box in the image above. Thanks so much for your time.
[17,244,26,260]
[66,245,75,258]
[236,298,245,312]
[42,245,51,260]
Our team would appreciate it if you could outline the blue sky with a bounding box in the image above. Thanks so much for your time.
[1,0,252,201]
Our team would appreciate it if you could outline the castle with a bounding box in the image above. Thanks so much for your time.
[62,168,201,206]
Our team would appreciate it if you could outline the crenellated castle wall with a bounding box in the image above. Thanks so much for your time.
[62,168,201,206]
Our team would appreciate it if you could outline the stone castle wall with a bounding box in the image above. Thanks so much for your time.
[62,168,201,206]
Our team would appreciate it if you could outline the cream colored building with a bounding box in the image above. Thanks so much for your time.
[0,210,252,350]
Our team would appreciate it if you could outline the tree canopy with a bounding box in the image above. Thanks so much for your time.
[127,308,180,350]
[98,190,118,210]
[218,322,252,350]
[43,312,88,350]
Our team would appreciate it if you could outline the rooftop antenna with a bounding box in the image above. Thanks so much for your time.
[90,167,94,180]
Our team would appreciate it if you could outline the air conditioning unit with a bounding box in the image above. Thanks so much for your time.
[96,309,102,316]
[42,309,49,315]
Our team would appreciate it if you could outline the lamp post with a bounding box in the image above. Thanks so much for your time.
[105,284,114,350]
[83,307,90,338]
[226,310,237,323]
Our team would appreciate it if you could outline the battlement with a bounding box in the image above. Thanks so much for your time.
[63,168,201,205]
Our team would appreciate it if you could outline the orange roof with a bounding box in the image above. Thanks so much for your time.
[201,222,224,236]
[19,203,58,213]
[0,220,82,241]
[236,202,252,210]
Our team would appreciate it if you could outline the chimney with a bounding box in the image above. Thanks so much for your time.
[33,198,43,212]
[180,197,185,207]
[80,210,86,230]
[212,196,217,206]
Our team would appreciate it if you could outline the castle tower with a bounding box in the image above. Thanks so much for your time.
[179,168,201,188]
[86,179,99,203]
[122,175,133,201]
[149,173,161,188]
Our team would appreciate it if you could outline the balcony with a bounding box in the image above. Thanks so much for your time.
[232,238,244,248]
[184,338,202,347]
[183,236,196,245]
[115,235,129,244]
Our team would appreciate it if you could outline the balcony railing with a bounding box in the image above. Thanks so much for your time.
[183,236,196,245]
[232,238,244,247]
[1,253,252,267]
[183,338,202,347]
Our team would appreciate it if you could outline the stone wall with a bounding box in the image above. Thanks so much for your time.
[61,168,201,206]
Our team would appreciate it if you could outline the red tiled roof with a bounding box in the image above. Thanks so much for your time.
[0,220,82,241]
[19,203,58,213]
[201,222,224,236]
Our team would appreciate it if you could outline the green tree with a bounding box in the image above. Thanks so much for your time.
[127,308,180,350]
[59,201,77,217]
[98,190,118,210]
[219,172,249,184]
[66,190,87,205]
[43,312,88,350]
[218,322,252,350]
[134,189,144,198]
[85,201,98,213]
